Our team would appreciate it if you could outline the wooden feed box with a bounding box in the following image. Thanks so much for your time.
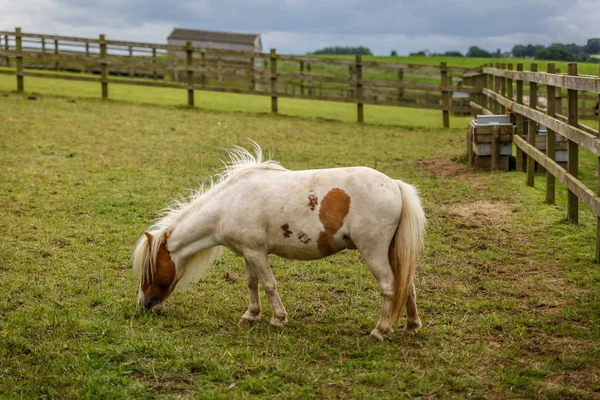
[534,124,568,172]
[467,115,513,171]
[516,124,568,172]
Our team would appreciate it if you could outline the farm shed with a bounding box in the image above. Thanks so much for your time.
[167,28,262,55]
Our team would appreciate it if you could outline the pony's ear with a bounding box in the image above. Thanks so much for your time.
[144,232,153,244]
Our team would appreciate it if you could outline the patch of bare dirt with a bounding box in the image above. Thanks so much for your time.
[444,200,513,227]
[416,159,489,188]
[541,369,600,398]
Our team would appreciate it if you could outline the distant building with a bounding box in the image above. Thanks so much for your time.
[167,28,262,54]
[503,52,514,58]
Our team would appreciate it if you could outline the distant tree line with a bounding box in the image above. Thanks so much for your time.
[405,38,600,61]
[511,40,599,61]
[310,46,373,55]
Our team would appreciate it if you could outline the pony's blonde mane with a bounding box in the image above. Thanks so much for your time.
[152,142,285,233]
[133,142,285,289]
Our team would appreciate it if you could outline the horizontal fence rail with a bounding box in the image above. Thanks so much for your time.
[0,28,476,126]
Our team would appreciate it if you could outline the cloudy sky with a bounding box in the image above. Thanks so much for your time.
[1,0,599,55]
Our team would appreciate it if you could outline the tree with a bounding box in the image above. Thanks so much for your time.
[584,38,600,54]
[390,50,398,56]
[443,51,463,57]
[512,45,527,57]
[409,51,427,56]
[535,44,590,62]
[466,46,491,58]
[310,46,373,55]
[535,45,572,61]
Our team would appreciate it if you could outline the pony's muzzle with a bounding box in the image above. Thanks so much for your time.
[141,297,165,313]
[137,289,164,312]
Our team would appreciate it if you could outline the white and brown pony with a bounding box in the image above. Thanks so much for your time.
[133,144,426,340]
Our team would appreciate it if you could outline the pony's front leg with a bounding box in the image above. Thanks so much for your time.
[239,265,262,325]
[243,250,287,327]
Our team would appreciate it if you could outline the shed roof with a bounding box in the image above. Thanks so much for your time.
[168,28,260,45]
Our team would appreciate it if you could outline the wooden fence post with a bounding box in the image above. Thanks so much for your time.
[480,65,488,112]
[152,47,157,80]
[488,63,495,111]
[494,62,501,114]
[15,28,23,92]
[270,48,278,113]
[500,63,506,114]
[526,63,538,187]
[567,63,579,224]
[129,46,134,78]
[398,68,404,103]
[216,57,223,87]
[356,55,364,123]
[441,62,449,128]
[556,67,563,115]
[506,63,513,108]
[186,41,194,107]
[54,38,59,70]
[546,63,557,205]
[348,65,355,98]
[516,63,524,172]
[491,125,500,171]
[85,40,90,73]
[4,35,9,67]
[307,63,312,96]
[299,61,304,95]
[201,51,206,87]
[480,71,487,113]
[250,56,257,91]
[99,34,108,99]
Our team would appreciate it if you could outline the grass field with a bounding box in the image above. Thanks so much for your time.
[1,79,600,399]
[0,72,475,129]
[324,55,600,76]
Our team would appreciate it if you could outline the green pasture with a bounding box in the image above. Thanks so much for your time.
[0,72,473,129]
[324,55,600,76]
[0,77,599,399]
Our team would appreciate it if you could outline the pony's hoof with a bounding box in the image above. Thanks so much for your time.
[405,319,422,335]
[151,303,165,314]
[369,329,385,342]
[238,317,259,326]
[269,316,287,328]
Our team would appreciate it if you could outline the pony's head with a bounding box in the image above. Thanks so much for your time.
[132,229,225,312]
[133,231,177,312]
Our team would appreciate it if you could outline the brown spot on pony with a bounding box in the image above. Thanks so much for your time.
[281,223,292,238]
[317,188,351,255]
[307,194,318,211]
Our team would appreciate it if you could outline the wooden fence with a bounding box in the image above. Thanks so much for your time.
[4,28,600,258]
[0,28,476,126]
[465,62,600,260]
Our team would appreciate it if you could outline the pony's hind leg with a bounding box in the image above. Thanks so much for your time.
[360,249,396,341]
[239,264,262,325]
[243,250,287,327]
[405,279,422,335]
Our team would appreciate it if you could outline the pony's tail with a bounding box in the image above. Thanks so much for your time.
[389,180,426,325]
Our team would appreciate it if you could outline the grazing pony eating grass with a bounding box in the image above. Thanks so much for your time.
[133,144,426,340]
